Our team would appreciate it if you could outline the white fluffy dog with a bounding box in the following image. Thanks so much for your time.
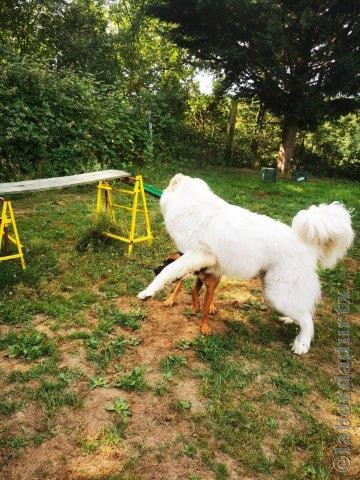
[138,174,354,354]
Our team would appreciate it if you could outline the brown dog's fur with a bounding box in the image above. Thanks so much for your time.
[155,253,220,334]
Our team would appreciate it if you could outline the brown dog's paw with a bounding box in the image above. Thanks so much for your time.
[200,323,212,335]
[209,303,217,314]
[163,298,175,307]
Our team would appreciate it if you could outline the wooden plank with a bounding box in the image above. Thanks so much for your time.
[0,170,130,195]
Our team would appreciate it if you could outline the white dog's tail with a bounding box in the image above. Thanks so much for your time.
[292,202,354,268]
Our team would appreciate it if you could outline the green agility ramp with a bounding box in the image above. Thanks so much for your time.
[143,183,163,198]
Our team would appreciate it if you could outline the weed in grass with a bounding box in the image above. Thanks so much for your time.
[0,435,29,449]
[303,464,331,480]
[153,379,168,396]
[57,368,84,384]
[89,376,109,389]
[160,355,187,376]
[79,437,98,454]
[266,417,278,430]
[101,421,127,445]
[183,308,196,318]
[109,308,147,331]
[114,365,148,391]
[85,336,100,350]
[176,339,193,350]
[173,399,192,412]
[126,336,141,347]
[85,335,130,371]
[0,329,56,361]
[184,443,197,457]
[105,397,131,419]
[94,317,115,338]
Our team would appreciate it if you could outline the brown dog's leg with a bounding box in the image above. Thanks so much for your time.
[192,277,203,312]
[200,275,220,335]
[163,280,183,307]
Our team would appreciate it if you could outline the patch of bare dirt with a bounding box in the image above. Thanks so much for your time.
[1,403,46,439]
[0,354,31,374]
[58,340,93,375]
[32,314,57,337]
[0,389,127,480]
[173,378,206,415]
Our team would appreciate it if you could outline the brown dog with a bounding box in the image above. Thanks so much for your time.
[154,253,220,334]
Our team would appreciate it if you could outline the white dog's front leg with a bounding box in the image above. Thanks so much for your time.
[138,251,216,300]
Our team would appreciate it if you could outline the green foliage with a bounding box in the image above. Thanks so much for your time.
[149,0,359,172]
[110,309,147,331]
[114,365,148,391]
[0,1,358,179]
[0,330,56,361]
[150,1,359,124]
[88,376,109,389]
[85,335,130,371]
[0,54,147,179]
[173,399,192,411]
[183,442,197,457]
[160,354,187,376]
[296,113,360,179]
[105,397,132,419]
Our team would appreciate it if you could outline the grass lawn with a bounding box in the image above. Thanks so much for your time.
[0,167,359,480]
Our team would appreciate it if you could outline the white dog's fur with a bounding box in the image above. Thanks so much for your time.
[138,174,354,354]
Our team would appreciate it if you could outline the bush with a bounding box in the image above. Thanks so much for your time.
[296,115,360,180]
[0,55,148,179]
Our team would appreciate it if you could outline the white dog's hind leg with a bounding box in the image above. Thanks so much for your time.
[291,314,314,355]
[137,251,216,300]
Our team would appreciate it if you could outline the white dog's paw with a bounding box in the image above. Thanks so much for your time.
[291,336,311,355]
[137,289,154,300]
[279,316,295,324]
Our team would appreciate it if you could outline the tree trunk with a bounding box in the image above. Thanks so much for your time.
[251,102,265,166]
[225,98,238,165]
[277,119,298,173]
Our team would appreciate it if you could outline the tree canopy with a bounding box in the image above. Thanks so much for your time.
[148,0,360,171]
[0,0,359,179]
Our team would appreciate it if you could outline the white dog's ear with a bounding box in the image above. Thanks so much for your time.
[168,173,184,191]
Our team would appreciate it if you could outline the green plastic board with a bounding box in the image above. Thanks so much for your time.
[143,183,163,198]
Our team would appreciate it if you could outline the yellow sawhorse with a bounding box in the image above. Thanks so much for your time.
[96,175,153,255]
[0,197,26,270]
